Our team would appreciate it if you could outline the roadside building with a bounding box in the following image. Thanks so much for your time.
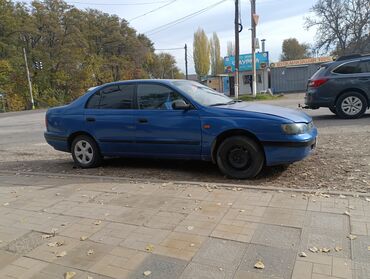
[223,52,270,96]
[270,56,333,93]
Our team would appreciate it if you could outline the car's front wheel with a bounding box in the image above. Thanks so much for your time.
[336,92,367,119]
[71,135,102,168]
[216,136,264,179]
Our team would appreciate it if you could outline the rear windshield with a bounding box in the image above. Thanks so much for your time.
[310,66,327,79]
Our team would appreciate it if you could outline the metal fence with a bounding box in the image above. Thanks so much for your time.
[270,63,320,93]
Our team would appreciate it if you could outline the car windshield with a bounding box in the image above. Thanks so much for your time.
[172,80,234,106]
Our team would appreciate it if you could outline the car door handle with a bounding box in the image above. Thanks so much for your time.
[86,117,95,122]
[138,118,148,123]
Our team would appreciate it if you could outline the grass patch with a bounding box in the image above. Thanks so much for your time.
[237,93,283,101]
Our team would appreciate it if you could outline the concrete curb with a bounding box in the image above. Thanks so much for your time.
[0,169,369,198]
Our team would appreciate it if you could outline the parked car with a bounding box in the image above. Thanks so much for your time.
[45,80,317,179]
[304,54,370,118]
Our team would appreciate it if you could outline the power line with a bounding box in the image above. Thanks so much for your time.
[144,0,228,36]
[65,0,171,6]
[129,0,178,22]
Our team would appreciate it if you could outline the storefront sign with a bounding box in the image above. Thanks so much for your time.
[224,52,269,73]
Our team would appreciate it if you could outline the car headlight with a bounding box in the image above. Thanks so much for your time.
[281,123,312,135]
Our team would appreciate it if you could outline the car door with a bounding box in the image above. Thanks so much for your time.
[359,60,370,97]
[134,83,202,159]
[84,83,136,155]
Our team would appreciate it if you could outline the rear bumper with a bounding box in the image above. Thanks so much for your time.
[44,132,69,152]
[305,89,334,108]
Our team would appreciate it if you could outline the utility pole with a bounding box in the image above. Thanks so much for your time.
[23,48,35,110]
[251,0,257,97]
[234,0,240,99]
[184,44,188,80]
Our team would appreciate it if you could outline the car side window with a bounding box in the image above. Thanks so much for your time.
[359,60,370,73]
[333,61,362,74]
[86,91,101,109]
[99,84,135,109]
[137,84,187,110]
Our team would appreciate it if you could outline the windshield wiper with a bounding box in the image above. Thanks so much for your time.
[210,100,237,107]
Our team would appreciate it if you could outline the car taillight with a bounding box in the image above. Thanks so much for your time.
[308,78,329,88]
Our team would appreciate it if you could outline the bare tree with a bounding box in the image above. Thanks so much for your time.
[227,41,235,56]
[305,0,370,55]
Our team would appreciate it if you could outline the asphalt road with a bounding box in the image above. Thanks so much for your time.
[0,93,369,191]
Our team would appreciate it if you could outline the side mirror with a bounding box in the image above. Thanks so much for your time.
[172,100,191,110]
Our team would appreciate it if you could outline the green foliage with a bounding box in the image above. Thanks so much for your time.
[209,32,223,75]
[193,28,210,79]
[145,52,183,79]
[280,38,311,61]
[0,0,180,111]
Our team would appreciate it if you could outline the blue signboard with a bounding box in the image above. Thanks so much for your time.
[224,52,269,72]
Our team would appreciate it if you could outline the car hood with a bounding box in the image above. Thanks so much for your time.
[216,102,312,123]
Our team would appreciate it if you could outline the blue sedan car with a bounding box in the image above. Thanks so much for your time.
[45,79,317,179]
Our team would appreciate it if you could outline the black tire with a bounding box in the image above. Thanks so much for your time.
[216,136,264,179]
[329,107,337,115]
[335,92,367,119]
[71,135,102,168]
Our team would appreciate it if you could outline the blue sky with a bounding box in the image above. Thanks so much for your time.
[19,0,318,74]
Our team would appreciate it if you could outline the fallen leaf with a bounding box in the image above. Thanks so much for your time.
[56,251,67,257]
[94,220,101,225]
[239,209,245,213]
[309,247,319,253]
[216,202,221,206]
[219,267,223,271]
[347,234,357,240]
[368,246,370,251]
[189,243,195,247]
[80,236,88,241]
[254,260,265,269]
[321,248,330,253]
[298,252,307,257]
[365,198,370,202]
[335,246,343,252]
[87,276,93,279]
[64,271,76,279]
[146,244,154,252]
[48,241,65,247]
[143,270,152,276]
[339,194,346,199]
[187,226,194,231]
[291,194,296,198]
[187,194,192,197]
[42,234,53,239]
[3,203,9,206]
[87,249,94,255]
[344,211,350,216]
[227,202,233,206]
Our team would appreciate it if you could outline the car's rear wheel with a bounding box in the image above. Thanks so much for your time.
[71,135,102,168]
[336,92,367,119]
[216,136,264,179]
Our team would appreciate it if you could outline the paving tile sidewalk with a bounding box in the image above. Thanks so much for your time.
[0,173,370,279]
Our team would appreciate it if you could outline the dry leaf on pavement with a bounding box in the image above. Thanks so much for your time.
[254,260,265,269]
[94,220,101,225]
[143,270,152,276]
[368,246,370,251]
[187,226,194,231]
[347,234,357,240]
[87,249,94,255]
[335,246,343,252]
[80,236,88,241]
[365,198,370,202]
[64,271,76,279]
[146,244,154,252]
[339,194,346,199]
[42,234,53,239]
[321,248,330,253]
[47,241,65,247]
[298,252,307,257]
[309,247,319,253]
[344,211,350,216]
[56,251,67,257]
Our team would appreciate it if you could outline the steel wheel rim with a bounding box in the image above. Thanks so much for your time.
[74,140,93,164]
[341,96,363,116]
[227,146,250,169]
